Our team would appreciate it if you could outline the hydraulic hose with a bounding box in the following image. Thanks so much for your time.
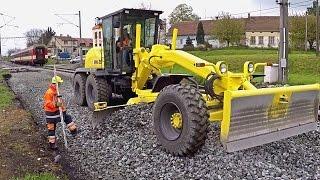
[204,73,223,102]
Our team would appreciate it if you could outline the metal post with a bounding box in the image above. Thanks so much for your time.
[78,11,83,65]
[278,0,289,84]
[316,0,319,56]
[305,12,308,51]
[53,64,68,149]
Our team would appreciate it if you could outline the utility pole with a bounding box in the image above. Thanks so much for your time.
[78,11,83,65]
[316,0,319,56]
[305,11,308,52]
[278,0,289,84]
[54,11,83,63]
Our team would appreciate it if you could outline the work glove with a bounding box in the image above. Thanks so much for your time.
[55,102,63,107]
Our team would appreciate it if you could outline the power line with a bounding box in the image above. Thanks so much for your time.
[227,0,314,17]
[0,36,40,40]
[290,0,314,6]
[0,12,15,19]
[54,13,79,27]
[290,3,314,9]
[231,7,279,16]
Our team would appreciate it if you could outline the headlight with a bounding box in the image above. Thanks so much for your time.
[220,63,228,74]
[248,63,254,73]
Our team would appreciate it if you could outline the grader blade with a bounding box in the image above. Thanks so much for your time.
[221,85,319,152]
[92,104,127,128]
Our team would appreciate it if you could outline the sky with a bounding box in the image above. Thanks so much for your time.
[0,0,311,54]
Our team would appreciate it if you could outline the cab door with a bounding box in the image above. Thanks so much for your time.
[102,17,113,70]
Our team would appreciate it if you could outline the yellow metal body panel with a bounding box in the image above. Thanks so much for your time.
[219,84,320,143]
[127,90,159,105]
[84,47,105,69]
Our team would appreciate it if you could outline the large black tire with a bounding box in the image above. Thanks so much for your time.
[85,74,112,110]
[153,84,209,156]
[73,73,87,106]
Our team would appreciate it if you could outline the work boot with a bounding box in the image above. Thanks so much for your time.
[49,142,58,150]
[67,122,77,136]
[48,136,58,150]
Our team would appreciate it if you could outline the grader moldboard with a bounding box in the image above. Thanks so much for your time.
[73,9,320,156]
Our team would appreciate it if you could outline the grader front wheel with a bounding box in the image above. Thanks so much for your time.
[85,75,112,110]
[153,84,209,156]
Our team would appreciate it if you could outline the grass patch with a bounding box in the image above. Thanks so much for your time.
[167,48,320,85]
[14,172,58,180]
[0,69,14,110]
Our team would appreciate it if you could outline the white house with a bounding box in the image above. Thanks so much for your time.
[168,16,280,49]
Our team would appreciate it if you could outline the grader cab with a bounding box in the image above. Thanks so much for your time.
[73,8,320,156]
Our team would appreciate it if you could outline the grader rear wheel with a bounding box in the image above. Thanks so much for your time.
[153,84,209,156]
[85,74,112,110]
[74,73,87,106]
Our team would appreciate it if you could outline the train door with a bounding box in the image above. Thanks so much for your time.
[35,47,45,60]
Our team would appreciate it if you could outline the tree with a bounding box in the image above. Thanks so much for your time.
[183,36,194,50]
[290,15,316,50]
[196,21,205,45]
[212,12,245,47]
[185,36,193,46]
[307,1,319,15]
[40,27,56,45]
[7,48,21,56]
[24,27,55,47]
[169,4,200,25]
[24,29,43,47]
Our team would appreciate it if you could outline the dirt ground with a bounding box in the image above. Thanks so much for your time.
[0,102,66,179]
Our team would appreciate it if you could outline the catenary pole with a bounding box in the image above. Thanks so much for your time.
[278,0,289,84]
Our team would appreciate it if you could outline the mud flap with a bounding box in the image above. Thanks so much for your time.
[220,84,319,152]
[92,104,127,128]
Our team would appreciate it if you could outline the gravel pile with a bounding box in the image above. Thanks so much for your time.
[7,69,320,180]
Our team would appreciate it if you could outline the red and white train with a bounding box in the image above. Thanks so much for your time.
[11,45,48,66]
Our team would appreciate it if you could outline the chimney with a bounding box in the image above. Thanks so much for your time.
[248,13,251,20]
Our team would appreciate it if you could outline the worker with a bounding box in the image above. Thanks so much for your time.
[122,33,132,47]
[43,75,77,150]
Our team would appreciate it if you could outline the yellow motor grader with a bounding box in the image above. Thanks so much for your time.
[73,8,320,156]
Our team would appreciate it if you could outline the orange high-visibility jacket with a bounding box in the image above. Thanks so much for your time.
[43,84,65,112]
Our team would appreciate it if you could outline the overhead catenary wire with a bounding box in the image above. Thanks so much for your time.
[225,0,314,17]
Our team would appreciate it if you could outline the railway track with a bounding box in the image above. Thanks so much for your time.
[42,65,75,74]
[1,62,76,74]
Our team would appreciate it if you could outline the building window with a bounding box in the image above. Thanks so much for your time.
[99,44,102,47]
[250,36,256,45]
[95,44,97,47]
[180,39,183,44]
[95,32,98,39]
[64,40,68,45]
[268,36,275,45]
[98,32,101,39]
[258,36,264,45]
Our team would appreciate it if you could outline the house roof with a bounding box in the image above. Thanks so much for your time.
[54,35,78,41]
[246,16,279,32]
[75,38,93,47]
[92,24,102,30]
[169,20,216,36]
[168,16,280,36]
